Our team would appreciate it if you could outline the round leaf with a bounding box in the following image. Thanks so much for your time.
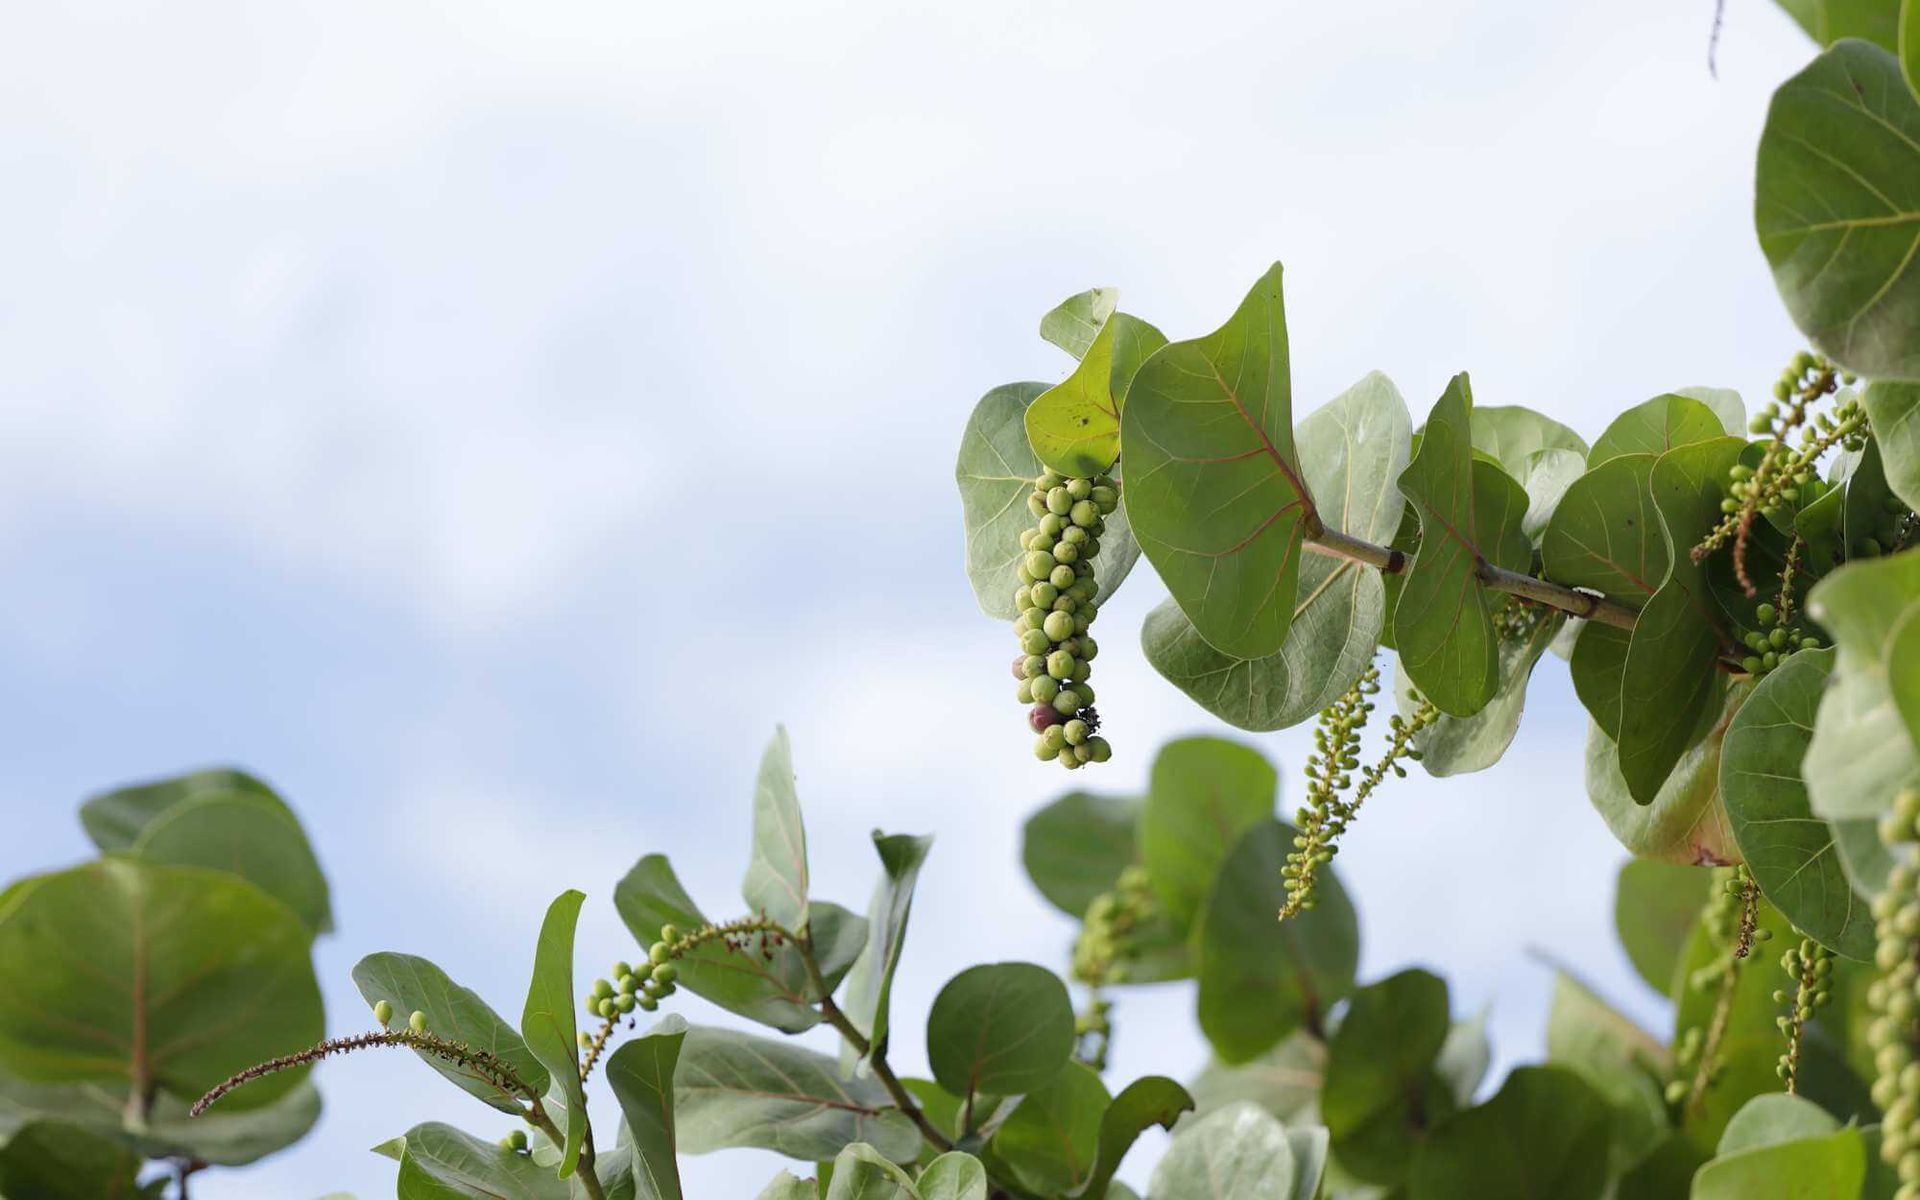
[926,963,1074,1100]
[131,793,330,936]
[1408,1066,1612,1200]
[1613,859,1709,994]
[1138,737,1277,928]
[1148,1101,1295,1200]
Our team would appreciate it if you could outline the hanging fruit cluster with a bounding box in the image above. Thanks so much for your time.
[1011,470,1118,769]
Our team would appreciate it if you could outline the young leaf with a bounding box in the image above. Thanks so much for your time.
[916,1152,988,1200]
[1137,736,1277,927]
[394,1122,570,1200]
[1393,374,1532,716]
[674,1026,919,1162]
[1721,648,1876,960]
[1039,287,1118,359]
[1756,39,1920,381]
[1587,393,1728,466]
[1613,860,1709,994]
[1865,380,1920,513]
[1147,1101,1296,1200]
[605,1015,689,1200]
[128,793,332,937]
[1585,682,1744,865]
[744,726,809,936]
[1321,969,1455,1187]
[520,890,587,1178]
[988,1061,1108,1195]
[1141,371,1413,732]
[352,952,550,1111]
[1469,404,1588,474]
[1804,550,1920,820]
[1518,447,1587,543]
[613,855,866,1033]
[1021,790,1140,917]
[1025,312,1167,477]
[0,859,322,1112]
[1193,820,1358,1064]
[1066,1076,1195,1200]
[1407,1066,1612,1200]
[823,1142,919,1200]
[925,963,1074,1101]
[839,832,933,1074]
[1121,262,1317,660]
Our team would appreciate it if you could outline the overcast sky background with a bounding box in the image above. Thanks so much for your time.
[0,1,1826,1194]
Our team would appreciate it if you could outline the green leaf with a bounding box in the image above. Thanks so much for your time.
[1021,791,1139,917]
[1906,0,1920,96]
[1719,1093,1840,1155]
[77,767,279,853]
[1321,968,1454,1187]
[1121,261,1316,660]
[0,1120,150,1200]
[0,859,322,1111]
[1025,313,1167,477]
[394,1122,571,1200]
[1691,1129,1867,1200]
[1406,1066,1612,1200]
[744,726,809,935]
[840,832,933,1074]
[1756,39,1920,380]
[1148,1101,1296,1199]
[1518,448,1588,544]
[1586,682,1744,864]
[1541,453,1667,618]
[127,792,332,937]
[1470,405,1589,475]
[916,1152,987,1200]
[754,1172,818,1200]
[1614,860,1710,994]
[674,1026,919,1162]
[988,1061,1108,1195]
[823,1142,918,1200]
[613,855,866,1033]
[605,1015,688,1200]
[1193,820,1358,1064]
[1587,393,1729,466]
[1845,437,1900,568]
[1393,374,1533,717]
[925,963,1074,1101]
[521,890,587,1178]
[1571,622,1635,741]
[1804,549,1920,820]
[1138,736,1277,928]
[1721,648,1877,959]
[1615,437,1745,804]
[0,1072,321,1167]
[1396,611,1564,776]
[1775,0,1904,50]
[1543,972,1670,1174]
[955,384,1144,621]
[1140,371,1412,732]
[1067,1076,1194,1199]
[1040,288,1118,359]
[352,952,549,1111]
[1187,1029,1324,1124]
[1866,380,1920,513]
[1677,386,1750,437]
[1435,1012,1492,1105]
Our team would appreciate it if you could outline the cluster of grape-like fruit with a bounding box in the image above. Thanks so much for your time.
[1012,470,1118,768]
[1667,865,1768,1106]
[1738,602,1823,678]
[1870,788,1920,1197]
[580,928,683,1029]
[1070,863,1156,987]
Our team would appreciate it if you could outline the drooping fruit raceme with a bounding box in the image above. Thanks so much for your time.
[1011,469,1118,769]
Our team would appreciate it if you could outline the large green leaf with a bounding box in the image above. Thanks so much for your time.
[1021,791,1139,917]
[925,963,1074,1100]
[1756,39,1920,380]
[128,793,331,937]
[0,1120,152,1200]
[1541,453,1666,615]
[1586,682,1744,865]
[1469,405,1588,474]
[1040,287,1118,360]
[1543,973,1670,1175]
[1614,860,1709,994]
[1193,820,1358,1064]
[77,767,278,853]
[1140,371,1412,732]
[1721,649,1876,959]
[1025,312,1166,476]
[744,726,809,935]
[1719,1092,1840,1154]
[1406,1066,1612,1200]
[1587,393,1729,466]
[1774,0,1903,50]
[613,855,866,1033]
[1067,1076,1194,1200]
[824,1142,919,1199]
[1906,0,1920,94]
[1804,549,1920,819]
[394,1122,570,1200]
[0,859,321,1112]
[989,1061,1107,1195]
[1121,262,1316,660]
[1571,621,1635,741]
[917,1152,988,1200]
[1691,1129,1866,1200]
[1137,737,1277,928]
[1321,969,1454,1187]
[521,890,587,1178]
[673,1026,919,1162]
[954,384,1144,621]
[1395,611,1563,776]
[1147,1101,1296,1200]
[605,1015,688,1200]
[0,1073,321,1167]
[1866,380,1920,512]
[353,952,549,1111]
[839,832,933,1074]
[1393,374,1532,717]
[1518,448,1588,544]
[1187,1030,1324,1124]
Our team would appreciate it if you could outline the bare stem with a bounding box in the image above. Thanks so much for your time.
[525,1106,606,1200]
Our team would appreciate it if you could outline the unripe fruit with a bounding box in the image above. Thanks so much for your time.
[1044,611,1075,641]
[409,1010,428,1033]
[1030,704,1064,733]
[1013,585,1033,611]
[1088,737,1112,763]
[1067,477,1092,500]
[1016,679,1033,704]
[638,994,658,1012]
[1025,550,1056,579]
[578,1031,594,1049]
[1091,485,1118,511]
[654,963,678,984]
[1042,725,1068,753]
[1027,492,1048,518]
[509,1129,528,1152]
[615,993,636,1013]
[1048,649,1077,679]
[1072,742,1093,763]
[1031,675,1060,704]
[1022,628,1052,656]
[1047,486,1073,514]
[1024,654,1048,678]
[1033,736,1056,761]
[1040,513,1066,537]
[1070,499,1100,527]
[373,1000,393,1028]
[1031,581,1059,607]
[598,998,617,1018]
[660,924,680,944]
[1063,719,1089,745]
[1050,564,1077,589]
[592,978,614,999]
[1053,540,1080,564]
[1053,688,1082,715]
[1011,654,1030,681]
[649,941,672,964]
[1052,594,1077,614]
[1061,524,1089,545]
[617,974,638,994]
[1080,635,1100,661]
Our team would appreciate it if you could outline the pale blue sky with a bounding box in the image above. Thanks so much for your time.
[0,2,1821,1194]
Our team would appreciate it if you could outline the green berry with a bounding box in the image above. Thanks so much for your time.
[1047,649,1077,679]
[1756,602,1777,624]
[615,993,636,1013]
[1023,654,1048,678]
[1026,492,1048,518]
[372,1000,393,1028]
[1087,737,1112,763]
[1050,564,1077,589]
[598,998,617,1018]
[1043,611,1075,641]
[1769,627,1789,649]
[409,1010,428,1033]
[1091,485,1118,512]
[1047,486,1073,514]
[1750,412,1774,434]
[578,1031,594,1049]
[1070,499,1100,527]
[1042,724,1068,753]
[1013,585,1033,611]
[649,941,672,965]
[1024,550,1056,579]
[1053,689,1082,715]
[1032,674,1060,704]
[653,963,678,985]
[1030,581,1059,607]
[617,973,638,994]
[1040,512,1066,537]
[1033,736,1056,761]
[592,977,614,999]
[637,994,659,1012]
[1742,656,1762,674]
[1063,719,1089,745]
[509,1129,528,1152]
[1021,628,1052,656]
[1079,635,1100,661]
[1016,679,1034,704]
[1053,540,1080,564]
